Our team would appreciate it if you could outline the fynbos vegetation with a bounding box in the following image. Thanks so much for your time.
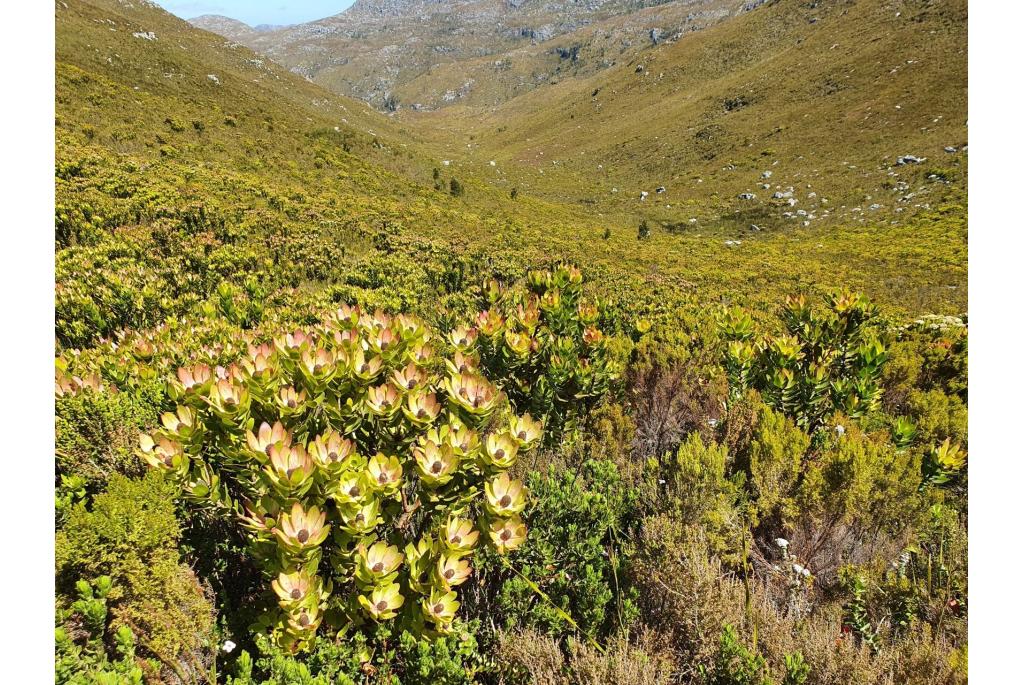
[54,0,967,683]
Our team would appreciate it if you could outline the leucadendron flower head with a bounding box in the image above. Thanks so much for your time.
[275,386,307,418]
[422,587,460,629]
[338,499,381,535]
[475,309,505,338]
[170,363,213,401]
[274,502,330,554]
[307,430,356,472]
[365,382,401,417]
[159,406,202,444]
[274,329,312,358]
[443,517,479,555]
[367,453,403,494]
[413,441,460,486]
[265,443,316,495]
[481,432,519,469]
[445,349,479,376]
[509,413,544,448]
[285,604,323,635]
[358,582,405,621]
[485,472,528,517]
[504,329,532,358]
[392,362,427,392]
[355,541,404,584]
[404,537,436,594]
[139,434,189,477]
[487,514,528,554]
[333,471,372,506]
[206,379,250,423]
[299,346,336,387]
[272,569,319,606]
[445,372,497,416]
[403,390,442,426]
[349,347,384,384]
[246,421,291,463]
[449,325,478,351]
[435,553,472,588]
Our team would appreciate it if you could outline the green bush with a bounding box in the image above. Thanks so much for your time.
[226,624,487,684]
[56,575,152,685]
[56,380,164,487]
[489,458,638,640]
[722,292,888,431]
[55,473,216,677]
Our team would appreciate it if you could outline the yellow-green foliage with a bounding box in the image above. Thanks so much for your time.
[748,407,810,528]
[55,379,164,486]
[55,473,216,671]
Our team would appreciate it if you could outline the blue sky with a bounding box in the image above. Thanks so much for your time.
[154,1,355,26]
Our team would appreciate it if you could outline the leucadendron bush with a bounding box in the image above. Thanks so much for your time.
[140,304,543,650]
[454,263,621,447]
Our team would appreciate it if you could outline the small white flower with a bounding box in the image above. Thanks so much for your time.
[222,640,236,653]
[658,479,666,485]
[775,538,789,549]
[835,425,846,437]
[802,568,811,577]
[792,563,805,575]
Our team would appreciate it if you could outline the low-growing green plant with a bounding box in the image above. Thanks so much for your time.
[56,576,150,685]
[56,473,216,679]
[489,458,638,640]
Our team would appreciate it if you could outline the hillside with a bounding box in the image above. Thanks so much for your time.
[229,0,741,110]
[409,0,968,228]
[53,1,969,682]
[187,14,259,42]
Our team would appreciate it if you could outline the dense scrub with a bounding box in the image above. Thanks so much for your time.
[54,2,967,682]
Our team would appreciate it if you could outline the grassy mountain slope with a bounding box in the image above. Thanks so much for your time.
[237,0,733,110]
[187,14,258,42]
[410,0,967,226]
[56,0,965,340]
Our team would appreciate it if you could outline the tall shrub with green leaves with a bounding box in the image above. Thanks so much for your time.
[458,264,620,446]
[721,292,887,430]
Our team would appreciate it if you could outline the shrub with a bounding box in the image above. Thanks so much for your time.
[637,220,650,241]
[56,576,150,685]
[55,473,216,681]
[226,623,488,684]
[449,178,464,197]
[55,379,164,487]
[721,292,887,431]
[488,458,637,640]
[459,264,620,447]
[494,628,673,685]
[141,307,541,650]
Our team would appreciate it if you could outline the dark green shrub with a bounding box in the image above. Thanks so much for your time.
[55,380,164,487]
[55,473,216,677]
[56,576,150,685]
[488,458,638,640]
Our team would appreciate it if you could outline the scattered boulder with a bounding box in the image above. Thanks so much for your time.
[944,146,958,153]
[762,170,772,179]
[896,154,926,165]
[738,192,756,200]
[655,186,666,194]
[640,190,649,200]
